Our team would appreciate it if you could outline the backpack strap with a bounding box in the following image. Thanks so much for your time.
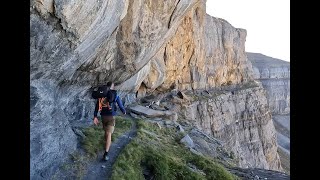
[98,91,118,112]
[98,97,111,111]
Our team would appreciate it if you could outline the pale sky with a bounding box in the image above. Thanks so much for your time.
[206,0,290,62]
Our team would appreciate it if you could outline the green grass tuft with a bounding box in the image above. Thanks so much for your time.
[111,120,237,180]
[58,116,132,179]
[111,116,132,141]
[81,116,132,158]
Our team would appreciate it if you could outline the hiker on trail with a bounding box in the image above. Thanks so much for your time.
[93,82,126,161]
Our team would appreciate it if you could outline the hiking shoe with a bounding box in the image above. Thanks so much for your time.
[103,152,109,161]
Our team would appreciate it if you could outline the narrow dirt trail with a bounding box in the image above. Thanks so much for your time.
[83,117,137,180]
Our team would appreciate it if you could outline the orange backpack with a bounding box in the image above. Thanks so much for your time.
[98,97,112,112]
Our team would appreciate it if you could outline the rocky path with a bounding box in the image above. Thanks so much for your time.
[227,167,290,180]
[82,116,137,180]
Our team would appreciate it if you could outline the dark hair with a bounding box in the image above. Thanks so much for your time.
[106,81,113,87]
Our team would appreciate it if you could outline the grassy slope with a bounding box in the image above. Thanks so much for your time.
[111,120,238,180]
[59,116,132,179]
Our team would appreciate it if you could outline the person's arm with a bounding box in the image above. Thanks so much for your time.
[93,100,99,125]
[116,95,126,114]
[94,100,99,118]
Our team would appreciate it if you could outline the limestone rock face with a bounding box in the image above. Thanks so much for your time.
[145,13,254,91]
[177,86,282,171]
[248,52,290,173]
[202,17,253,88]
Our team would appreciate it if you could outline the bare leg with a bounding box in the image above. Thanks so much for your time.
[105,130,112,152]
